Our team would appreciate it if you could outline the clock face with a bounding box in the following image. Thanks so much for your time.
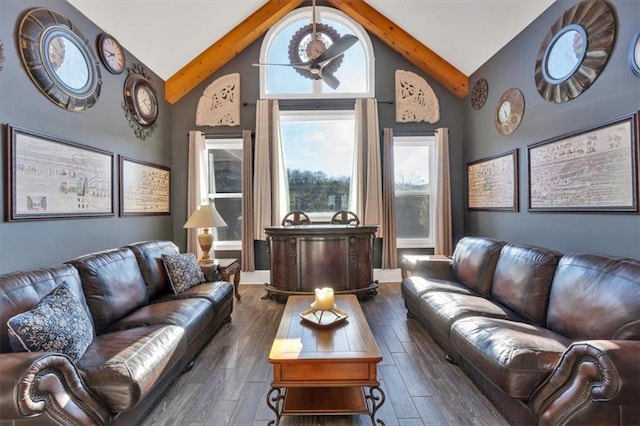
[124,73,158,128]
[498,101,512,123]
[136,85,154,117]
[98,34,125,74]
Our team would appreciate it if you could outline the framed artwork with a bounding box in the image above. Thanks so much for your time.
[467,149,519,211]
[5,125,114,221]
[119,156,170,216]
[528,112,639,212]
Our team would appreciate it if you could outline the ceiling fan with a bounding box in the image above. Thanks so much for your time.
[253,0,359,89]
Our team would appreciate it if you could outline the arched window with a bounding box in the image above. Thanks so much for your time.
[259,6,374,99]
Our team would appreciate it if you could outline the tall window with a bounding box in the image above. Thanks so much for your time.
[279,109,355,222]
[394,136,435,248]
[206,138,242,250]
[259,6,374,99]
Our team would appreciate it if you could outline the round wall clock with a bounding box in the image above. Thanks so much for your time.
[288,22,343,80]
[18,8,102,112]
[534,0,615,104]
[495,88,525,136]
[629,29,640,77]
[97,33,125,74]
[470,78,488,110]
[122,65,158,140]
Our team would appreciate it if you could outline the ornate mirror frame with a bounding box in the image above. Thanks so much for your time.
[534,0,615,104]
[630,28,640,77]
[18,8,102,112]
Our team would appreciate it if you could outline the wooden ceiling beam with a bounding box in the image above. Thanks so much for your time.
[326,0,468,99]
[165,0,304,104]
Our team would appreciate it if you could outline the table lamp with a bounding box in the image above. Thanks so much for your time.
[184,204,227,265]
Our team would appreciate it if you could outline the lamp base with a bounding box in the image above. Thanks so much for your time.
[197,228,215,266]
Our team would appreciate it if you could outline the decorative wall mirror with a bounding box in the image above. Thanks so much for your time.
[534,0,615,104]
[18,8,102,112]
[630,29,640,77]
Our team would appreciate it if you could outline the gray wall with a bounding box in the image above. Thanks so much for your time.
[170,29,467,261]
[464,0,640,258]
[0,0,173,274]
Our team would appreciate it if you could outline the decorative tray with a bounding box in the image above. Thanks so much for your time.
[299,307,349,328]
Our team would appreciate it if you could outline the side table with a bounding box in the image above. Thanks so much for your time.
[216,258,242,301]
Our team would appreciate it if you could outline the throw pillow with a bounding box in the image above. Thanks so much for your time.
[162,253,205,294]
[7,282,94,363]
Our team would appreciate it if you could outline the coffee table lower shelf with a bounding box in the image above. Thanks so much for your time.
[267,385,385,425]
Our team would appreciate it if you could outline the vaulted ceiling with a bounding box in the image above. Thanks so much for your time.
[67,0,555,104]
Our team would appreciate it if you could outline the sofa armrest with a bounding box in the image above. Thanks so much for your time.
[400,256,453,280]
[0,352,111,425]
[530,340,640,426]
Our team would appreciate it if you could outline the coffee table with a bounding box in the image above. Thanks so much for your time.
[267,295,385,425]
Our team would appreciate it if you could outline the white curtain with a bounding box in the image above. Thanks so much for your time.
[434,127,453,256]
[187,130,209,257]
[351,98,383,232]
[254,99,286,240]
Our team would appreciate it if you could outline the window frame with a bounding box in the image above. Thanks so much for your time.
[279,108,356,223]
[393,135,436,249]
[206,137,243,251]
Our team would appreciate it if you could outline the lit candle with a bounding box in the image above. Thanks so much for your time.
[313,287,334,311]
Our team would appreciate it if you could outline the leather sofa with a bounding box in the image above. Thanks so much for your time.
[0,240,233,425]
[401,237,640,426]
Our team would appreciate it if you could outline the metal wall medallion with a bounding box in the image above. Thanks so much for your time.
[534,0,615,104]
[18,8,102,112]
[629,28,640,77]
[288,23,342,80]
[471,78,489,110]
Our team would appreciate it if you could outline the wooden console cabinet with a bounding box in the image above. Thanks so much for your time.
[264,224,378,297]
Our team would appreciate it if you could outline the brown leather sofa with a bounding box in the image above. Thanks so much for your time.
[0,240,233,425]
[401,237,640,426]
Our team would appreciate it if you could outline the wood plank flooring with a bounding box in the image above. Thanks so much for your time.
[140,284,509,426]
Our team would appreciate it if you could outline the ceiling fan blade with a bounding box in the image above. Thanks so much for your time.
[320,70,340,89]
[311,34,359,67]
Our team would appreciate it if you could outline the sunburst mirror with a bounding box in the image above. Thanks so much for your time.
[534,0,615,104]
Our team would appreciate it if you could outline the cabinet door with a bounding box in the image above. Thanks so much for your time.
[298,237,348,291]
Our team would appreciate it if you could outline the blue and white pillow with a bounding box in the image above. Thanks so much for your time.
[7,282,94,363]
[162,253,205,294]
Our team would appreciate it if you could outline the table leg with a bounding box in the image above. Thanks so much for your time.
[266,387,285,426]
[365,386,386,425]
[232,266,241,301]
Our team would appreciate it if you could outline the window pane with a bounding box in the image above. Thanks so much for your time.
[395,195,430,238]
[210,198,241,242]
[208,148,242,193]
[280,112,354,214]
[394,145,430,192]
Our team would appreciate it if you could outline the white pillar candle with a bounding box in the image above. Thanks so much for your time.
[313,287,334,310]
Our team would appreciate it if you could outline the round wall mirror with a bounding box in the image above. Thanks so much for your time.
[534,0,615,104]
[630,29,640,77]
[18,8,101,112]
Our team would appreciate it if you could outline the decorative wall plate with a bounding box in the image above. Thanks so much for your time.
[495,88,525,136]
[629,29,640,77]
[471,78,488,110]
[534,0,615,104]
[18,8,102,112]
[122,64,158,140]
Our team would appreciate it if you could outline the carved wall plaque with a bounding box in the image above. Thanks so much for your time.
[395,70,440,123]
[196,73,240,127]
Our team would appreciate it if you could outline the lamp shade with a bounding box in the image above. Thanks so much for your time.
[183,204,227,229]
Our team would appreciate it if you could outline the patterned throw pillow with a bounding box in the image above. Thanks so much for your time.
[7,282,94,363]
[162,253,205,294]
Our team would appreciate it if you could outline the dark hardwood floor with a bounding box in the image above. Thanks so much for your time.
[140,284,509,426]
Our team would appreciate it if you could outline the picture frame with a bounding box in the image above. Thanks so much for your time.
[528,112,639,212]
[467,149,519,211]
[119,156,170,216]
[5,125,114,221]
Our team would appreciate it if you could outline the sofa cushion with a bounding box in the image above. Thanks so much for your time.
[126,240,180,300]
[546,254,640,340]
[78,325,185,412]
[0,264,87,353]
[451,317,571,400]
[66,248,149,333]
[106,298,214,345]
[161,253,205,294]
[7,282,94,362]
[156,281,234,316]
[452,237,505,297]
[402,276,474,302]
[491,244,562,326]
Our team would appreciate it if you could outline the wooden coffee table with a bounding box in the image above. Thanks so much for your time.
[267,295,385,425]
